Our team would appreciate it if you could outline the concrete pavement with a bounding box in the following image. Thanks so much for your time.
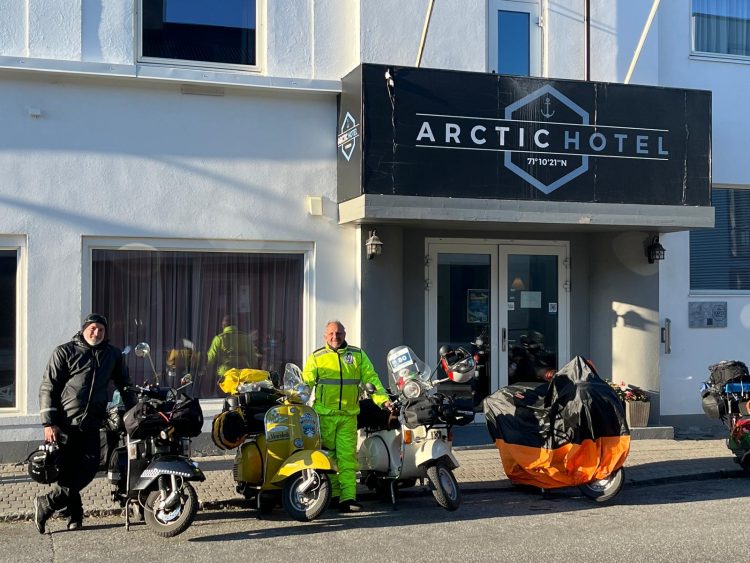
[0,433,743,523]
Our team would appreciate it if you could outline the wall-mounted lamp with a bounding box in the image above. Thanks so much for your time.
[365,229,383,260]
[646,235,666,264]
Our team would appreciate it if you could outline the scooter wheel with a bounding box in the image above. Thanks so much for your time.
[426,461,462,511]
[578,468,625,503]
[143,482,198,537]
[281,470,331,522]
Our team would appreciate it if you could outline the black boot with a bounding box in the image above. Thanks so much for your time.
[33,496,53,534]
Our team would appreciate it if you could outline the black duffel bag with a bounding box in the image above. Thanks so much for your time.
[123,401,171,439]
[402,395,442,429]
[170,397,204,438]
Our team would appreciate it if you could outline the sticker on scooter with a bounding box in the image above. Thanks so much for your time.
[267,425,290,441]
[267,409,288,424]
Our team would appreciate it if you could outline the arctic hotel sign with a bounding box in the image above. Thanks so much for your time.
[337,64,710,206]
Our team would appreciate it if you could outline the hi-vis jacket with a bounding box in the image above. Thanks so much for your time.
[302,344,389,415]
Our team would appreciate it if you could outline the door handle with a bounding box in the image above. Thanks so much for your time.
[502,328,507,352]
[661,318,671,354]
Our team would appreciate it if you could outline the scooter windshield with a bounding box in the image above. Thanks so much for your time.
[282,363,311,403]
[386,346,432,389]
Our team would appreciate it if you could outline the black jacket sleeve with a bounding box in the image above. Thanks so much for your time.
[39,346,68,427]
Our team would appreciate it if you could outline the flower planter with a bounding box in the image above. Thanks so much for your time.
[625,401,650,428]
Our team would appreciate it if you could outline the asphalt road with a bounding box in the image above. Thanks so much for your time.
[2,477,748,562]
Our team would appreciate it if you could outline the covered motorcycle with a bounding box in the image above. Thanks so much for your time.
[484,355,630,501]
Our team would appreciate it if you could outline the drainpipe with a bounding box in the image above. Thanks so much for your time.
[584,0,590,80]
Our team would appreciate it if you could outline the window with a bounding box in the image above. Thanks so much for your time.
[691,188,750,291]
[488,0,540,76]
[0,250,17,409]
[692,1,750,57]
[92,249,303,398]
[140,0,258,68]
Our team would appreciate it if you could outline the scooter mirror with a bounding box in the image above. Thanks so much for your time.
[134,342,150,358]
[180,373,193,385]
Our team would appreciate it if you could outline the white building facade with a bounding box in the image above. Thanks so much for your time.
[0,1,729,456]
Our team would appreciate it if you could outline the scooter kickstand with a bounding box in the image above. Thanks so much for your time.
[390,481,398,511]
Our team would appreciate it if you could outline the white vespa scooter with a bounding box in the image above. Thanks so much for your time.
[356,345,475,511]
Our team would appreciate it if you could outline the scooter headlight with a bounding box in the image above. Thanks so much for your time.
[402,380,422,399]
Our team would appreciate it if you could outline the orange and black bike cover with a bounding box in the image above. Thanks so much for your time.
[484,356,630,489]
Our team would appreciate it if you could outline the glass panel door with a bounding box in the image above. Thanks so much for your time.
[426,240,568,409]
[505,252,560,384]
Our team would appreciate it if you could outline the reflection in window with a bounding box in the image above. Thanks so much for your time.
[0,251,16,409]
[498,10,530,75]
[691,188,750,290]
[141,0,257,66]
[92,250,303,398]
[692,0,750,57]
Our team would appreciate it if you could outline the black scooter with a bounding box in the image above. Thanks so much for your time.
[106,342,205,537]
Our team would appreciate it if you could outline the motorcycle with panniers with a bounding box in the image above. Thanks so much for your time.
[106,342,205,537]
[212,363,336,521]
[357,345,475,511]
[701,359,750,469]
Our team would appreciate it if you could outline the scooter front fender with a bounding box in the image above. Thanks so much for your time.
[414,440,458,470]
[269,449,337,485]
[132,455,205,491]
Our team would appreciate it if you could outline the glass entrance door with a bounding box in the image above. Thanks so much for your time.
[427,240,568,407]
[501,247,568,386]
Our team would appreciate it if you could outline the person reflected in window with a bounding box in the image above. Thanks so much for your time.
[206,315,258,385]
[166,339,196,384]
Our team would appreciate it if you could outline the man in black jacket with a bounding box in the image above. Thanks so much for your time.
[34,313,133,533]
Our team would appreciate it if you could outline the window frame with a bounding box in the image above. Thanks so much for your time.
[690,187,750,296]
[487,0,541,76]
[0,237,26,415]
[690,0,750,63]
[136,0,264,73]
[83,237,313,406]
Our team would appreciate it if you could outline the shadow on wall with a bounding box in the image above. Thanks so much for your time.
[610,308,659,331]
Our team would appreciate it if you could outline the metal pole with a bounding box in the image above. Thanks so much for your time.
[416,0,435,68]
[624,0,662,85]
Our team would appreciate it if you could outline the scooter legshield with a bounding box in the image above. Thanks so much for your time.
[269,449,336,484]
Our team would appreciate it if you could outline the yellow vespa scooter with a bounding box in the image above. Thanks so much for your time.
[231,363,336,521]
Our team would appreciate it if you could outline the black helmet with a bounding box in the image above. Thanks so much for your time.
[26,442,63,484]
[442,347,476,383]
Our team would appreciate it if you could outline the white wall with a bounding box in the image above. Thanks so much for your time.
[359,0,486,71]
[655,1,750,416]
[0,73,355,433]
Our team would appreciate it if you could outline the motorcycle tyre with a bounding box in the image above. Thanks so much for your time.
[281,471,331,522]
[143,482,198,537]
[578,468,625,503]
[426,462,461,511]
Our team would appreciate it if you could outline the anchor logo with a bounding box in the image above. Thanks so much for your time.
[540,96,555,119]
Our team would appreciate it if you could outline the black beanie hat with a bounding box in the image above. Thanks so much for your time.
[81,313,108,332]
